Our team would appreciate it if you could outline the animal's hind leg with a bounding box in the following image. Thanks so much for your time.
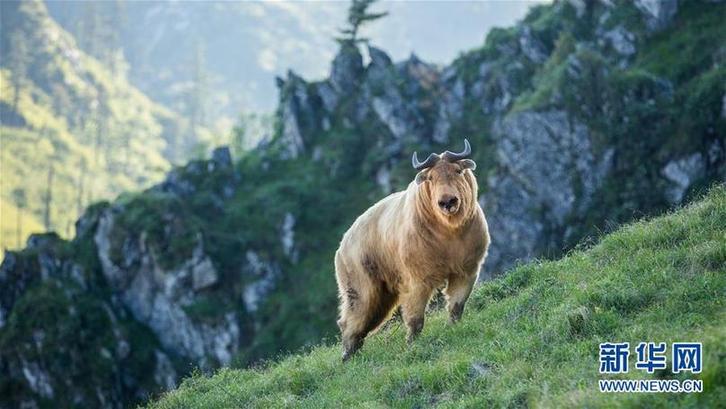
[335,252,369,360]
[335,252,363,360]
[339,283,369,361]
[339,282,398,361]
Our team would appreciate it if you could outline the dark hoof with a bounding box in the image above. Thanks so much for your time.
[449,302,464,323]
[406,317,424,344]
[342,337,363,361]
[342,346,359,361]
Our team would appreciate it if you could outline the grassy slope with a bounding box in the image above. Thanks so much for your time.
[148,186,725,408]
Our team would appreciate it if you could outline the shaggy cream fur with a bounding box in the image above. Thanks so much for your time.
[335,158,490,360]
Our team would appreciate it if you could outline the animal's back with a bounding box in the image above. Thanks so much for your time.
[338,190,406,257]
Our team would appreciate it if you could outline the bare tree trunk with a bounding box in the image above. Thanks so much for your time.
[124,136,131,173]
[77,161,86,215]
[13,84,20,111]
[87,176,95,205]
[44,164,55,231]
[16,207,22,248]
[95,127,101,167]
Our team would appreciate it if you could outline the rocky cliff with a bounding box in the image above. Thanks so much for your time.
[1,1,724,408]
[273,0,724,277]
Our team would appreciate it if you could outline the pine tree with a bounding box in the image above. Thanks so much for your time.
[186,41,208,153]
[77,2,121,68]
[7,30,30,111]
[107,0,127,75]
[78,2,103,59]
[336,0,388,45]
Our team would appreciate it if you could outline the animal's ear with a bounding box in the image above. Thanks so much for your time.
[459,159,476,171]
[415,170,429,185]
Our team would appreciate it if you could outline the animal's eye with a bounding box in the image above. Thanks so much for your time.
[456,169,463,175]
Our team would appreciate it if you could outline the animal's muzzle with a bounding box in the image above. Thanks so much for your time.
[438,195,459,213]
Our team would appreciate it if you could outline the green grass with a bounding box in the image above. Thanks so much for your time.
[147,186,726,408]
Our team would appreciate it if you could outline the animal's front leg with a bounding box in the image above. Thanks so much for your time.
[400,284,434,344]
[444,272,477,323]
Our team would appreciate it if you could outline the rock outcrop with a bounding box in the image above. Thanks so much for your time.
[635,0,678,31]
[94,210,239,367]
[482,111,613,276]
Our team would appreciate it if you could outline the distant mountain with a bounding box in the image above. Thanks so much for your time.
[0,0,209,256]
[1,1,724,408]
[44,0,534,127]
[45,0,290,132]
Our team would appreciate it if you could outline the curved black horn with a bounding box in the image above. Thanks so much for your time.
[412,151,440,170]
[441,139,472,162]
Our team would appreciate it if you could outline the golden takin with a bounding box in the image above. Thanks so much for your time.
[335,139,490,360]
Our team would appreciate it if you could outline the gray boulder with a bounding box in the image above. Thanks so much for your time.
[602,25,636,57]
[518,26,548,64]
[662,153,706,204]
[211,146,232,169]
[482,111,612,277]
[94,209,241,368]
[635,0,678,31]
[331,44,364,94]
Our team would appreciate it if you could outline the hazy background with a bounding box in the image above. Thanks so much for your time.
[47,1,538,130]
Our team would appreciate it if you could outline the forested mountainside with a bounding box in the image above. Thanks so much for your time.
[0,0,209,256]
[1,1,724,408]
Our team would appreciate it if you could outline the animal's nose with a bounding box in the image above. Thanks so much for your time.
[438,195,459,211]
